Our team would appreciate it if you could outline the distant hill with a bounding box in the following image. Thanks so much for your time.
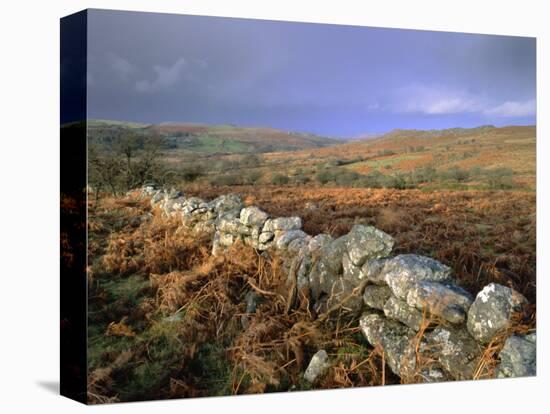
[76,120,535,190]
[378,125,498,141]
[260,125,536,189]
[348,132,383,141]
[86,119,339,155]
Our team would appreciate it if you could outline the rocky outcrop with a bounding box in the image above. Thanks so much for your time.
[140,185,535,383]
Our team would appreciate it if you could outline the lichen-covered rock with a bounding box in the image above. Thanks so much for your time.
[406,281,473,324]
[359,313,416,376]
[325,278,364,313]
[217,208,241,221]
[346,224,394,267]
[190,207,208,216]
[382,254,453,300]
[309,260,339,300]
[342,252,362,283]
[363,285,392,310]
[304,350,330,383]
[263,217,302,232]
[361,258,389,285]
[383,296,424,331]
[258,231,274,244]
[217,217,242,234]
[274,229,308,250]
[308,234,333,253]
[427,325,483,380]
[308,236,346,299]
[171,196,187,210]
[319,236,348,272]
[218,232,237,247]
[417,367,451,383]
[496,332,536,378]
[245,227,262,249]
[240,206,269,227]
[209,194,243,213]
[258,241,274,251]
[164,188,183,200]
[141,184,158,196]
[308,236,348,299]
[287,235,311,255]
[181,197,205,215]
[291,247,313,291]
[193,220,216,235]
[466,283,528,343]
[150,190,165,206]
[201,210,218,221]
[162,198,178,216]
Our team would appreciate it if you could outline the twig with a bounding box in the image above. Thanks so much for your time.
[246,278,276,296]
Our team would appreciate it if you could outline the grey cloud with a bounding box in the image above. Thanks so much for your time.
[136,57,187,93]
[392,84,486,115]
[86,10,536,135]
[386,83,535,118]
[484,99,536,118]
[107,52,135,81]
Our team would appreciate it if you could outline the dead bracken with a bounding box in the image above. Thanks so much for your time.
[86,186,536,403]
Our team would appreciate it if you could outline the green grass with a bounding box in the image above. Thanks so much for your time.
[87,119,148,128]
[184,135,252,154]
[101,274,150,306]
[186,343,234,395]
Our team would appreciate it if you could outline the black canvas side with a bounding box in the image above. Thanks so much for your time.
[60,9,88,404]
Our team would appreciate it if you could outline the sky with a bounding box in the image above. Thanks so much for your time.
[86,9,536,138]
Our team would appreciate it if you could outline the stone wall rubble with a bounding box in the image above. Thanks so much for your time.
[141,184,536,383]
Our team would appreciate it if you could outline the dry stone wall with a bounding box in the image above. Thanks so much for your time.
[141,185,536,383]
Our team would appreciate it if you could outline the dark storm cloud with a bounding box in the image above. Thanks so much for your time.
[87,9,536,136]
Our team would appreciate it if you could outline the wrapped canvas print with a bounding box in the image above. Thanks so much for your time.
[60,8,536,404]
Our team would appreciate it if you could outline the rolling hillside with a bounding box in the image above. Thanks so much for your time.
[82,119,535,191]
[86,119,340,155]
[257,125,536,189]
